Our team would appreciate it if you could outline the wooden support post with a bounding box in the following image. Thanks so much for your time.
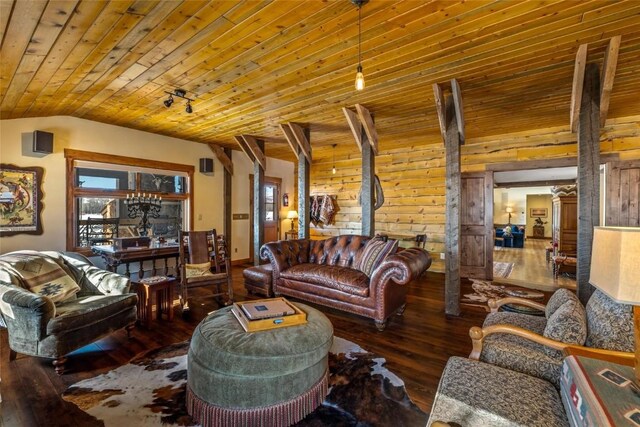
[298,128,311,239]
[361,115,375,237]
[355,104,378,155]
[577,63,601,305]
[433,83,446,142]
[444,95,461,316]
[234,135,255,163]
[223,148,232,259]
[343,107,363,151]
[600,36,621,126]
[289,123,312,163]
[279,124,300,160]
[253,140,265,265]
[242,135,267,170]
[208,143,233,175]
[570,44,588,133]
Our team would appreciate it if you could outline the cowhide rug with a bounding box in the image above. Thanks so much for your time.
[62,337,427,427]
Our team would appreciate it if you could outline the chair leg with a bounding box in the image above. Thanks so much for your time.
[126,323,135,339]
[395,303,407,316]
[53,356,67,375]
[9,349,17,361]
[375,319,387,331]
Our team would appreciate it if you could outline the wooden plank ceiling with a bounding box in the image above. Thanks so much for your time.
[1,0,639,161]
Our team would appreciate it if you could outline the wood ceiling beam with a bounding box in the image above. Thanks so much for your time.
[279,123,300,160]
[242,134,267,170]
[288,122,312,163]
[450,78,465,145]
[208,143,233,175]
[234,135,255,163]
[600,35,621,127]
[355,104,378,155]
[432,83,446,143]
[342,107,363,151]
[569,43,588,133]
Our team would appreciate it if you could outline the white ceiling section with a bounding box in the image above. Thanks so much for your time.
[494,167,578,184]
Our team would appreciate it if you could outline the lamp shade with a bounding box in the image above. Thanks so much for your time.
[589,226,640,304]
[286,210,299,220]
[505,207,513,213]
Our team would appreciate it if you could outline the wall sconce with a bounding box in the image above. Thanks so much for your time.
[164,88,194,113]
[199,158,213,173]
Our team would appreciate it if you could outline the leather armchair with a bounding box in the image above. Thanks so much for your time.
[0,251,137,374]
[260,235,432,330]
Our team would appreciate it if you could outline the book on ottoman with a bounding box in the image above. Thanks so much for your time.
[231,298,307,332]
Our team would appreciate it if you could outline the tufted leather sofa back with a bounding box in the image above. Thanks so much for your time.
[309,235,369,268]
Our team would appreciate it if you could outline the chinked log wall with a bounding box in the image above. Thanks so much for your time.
[308,115,640,273]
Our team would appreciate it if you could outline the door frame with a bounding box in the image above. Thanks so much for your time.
[249,175,282,262]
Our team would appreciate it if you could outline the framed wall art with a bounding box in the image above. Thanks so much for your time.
[0,164,44,236]
[530,208,547,218]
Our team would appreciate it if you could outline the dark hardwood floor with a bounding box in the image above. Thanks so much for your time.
[0,265,487,426]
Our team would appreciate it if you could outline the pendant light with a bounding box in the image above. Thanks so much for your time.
[352,0,368,91]
[332,144,337,174]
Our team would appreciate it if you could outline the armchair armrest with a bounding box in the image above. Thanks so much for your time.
[563,345,635,366]
[488,297,547,313]
[468,324,634,363]
[0,282,55,341]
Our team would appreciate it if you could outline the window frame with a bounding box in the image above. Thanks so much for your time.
[65,149,194,255]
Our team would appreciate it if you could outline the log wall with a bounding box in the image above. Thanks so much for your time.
[309,115,640,272]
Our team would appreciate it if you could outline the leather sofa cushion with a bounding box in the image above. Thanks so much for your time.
[47,293,138,335]
[280,264,370,297]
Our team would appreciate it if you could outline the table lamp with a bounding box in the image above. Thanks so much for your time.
[286,210,298,231]
[589,226,640,380]
[506,207,513,225]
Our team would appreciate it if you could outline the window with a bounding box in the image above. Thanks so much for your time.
[65,149,194,253]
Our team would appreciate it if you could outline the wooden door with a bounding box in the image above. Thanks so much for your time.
[606,161,640,226]
[249,175,282,261]
[460,172,494,279]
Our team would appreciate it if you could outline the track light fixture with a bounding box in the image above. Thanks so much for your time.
[352,0,368,91]
[163,88,194,113]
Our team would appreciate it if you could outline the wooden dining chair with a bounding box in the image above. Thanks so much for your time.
[178,229,233,313]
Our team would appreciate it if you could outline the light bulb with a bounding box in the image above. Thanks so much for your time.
[332,166,336,175]
[355,65,365,91]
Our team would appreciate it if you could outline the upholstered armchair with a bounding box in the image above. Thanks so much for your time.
[0,251,138,374]
[468,288,634,387]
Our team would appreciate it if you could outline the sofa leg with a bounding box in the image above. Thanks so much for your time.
[126,323,135,339]
[53,357,67,375]
[375,319,387,331]
[395,304,407,316]
[9,349,17,361]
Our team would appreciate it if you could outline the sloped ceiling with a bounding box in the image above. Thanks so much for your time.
[1,1,639,161]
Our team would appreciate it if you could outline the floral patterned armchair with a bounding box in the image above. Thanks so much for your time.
[468,288,634,387]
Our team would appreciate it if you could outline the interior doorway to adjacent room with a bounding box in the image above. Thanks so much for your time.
[249,175,282,262]
[492,167,580,290]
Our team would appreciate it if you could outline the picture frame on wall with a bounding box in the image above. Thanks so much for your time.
[0,164,44,236]
[530,208,547,218]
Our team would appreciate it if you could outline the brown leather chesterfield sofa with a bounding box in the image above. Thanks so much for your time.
[260,235,432,330]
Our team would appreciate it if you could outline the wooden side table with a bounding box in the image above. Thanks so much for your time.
[284,230,298,240]
[134,276,176,328]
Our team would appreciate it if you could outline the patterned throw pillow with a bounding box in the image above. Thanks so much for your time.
[356,237,398,277]
[3,251,80,303]
[545,288,579,319]
[185,262,213,279]
[543,299,587,357]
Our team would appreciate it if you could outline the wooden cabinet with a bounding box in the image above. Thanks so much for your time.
[552,196,577,255]
[532,225,545,238]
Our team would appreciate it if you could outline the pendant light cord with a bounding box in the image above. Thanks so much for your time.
[358,6,362,66]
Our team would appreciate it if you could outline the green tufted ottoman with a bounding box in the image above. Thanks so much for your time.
[186,303,333,427]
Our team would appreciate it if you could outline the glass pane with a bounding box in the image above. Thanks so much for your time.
[139,173,186,194]
[76,197,183,247]
[265,186,274,202]
[76,168,132,190]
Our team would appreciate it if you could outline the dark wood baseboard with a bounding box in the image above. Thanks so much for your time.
[231,258,251,266]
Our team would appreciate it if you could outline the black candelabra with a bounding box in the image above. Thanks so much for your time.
[125,193,162,237]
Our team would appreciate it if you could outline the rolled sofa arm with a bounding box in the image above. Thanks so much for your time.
[0,281,55,341]
[260,239,310,282]
[370,247,432,290]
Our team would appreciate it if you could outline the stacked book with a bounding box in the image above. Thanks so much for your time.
[231,297,307,332]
